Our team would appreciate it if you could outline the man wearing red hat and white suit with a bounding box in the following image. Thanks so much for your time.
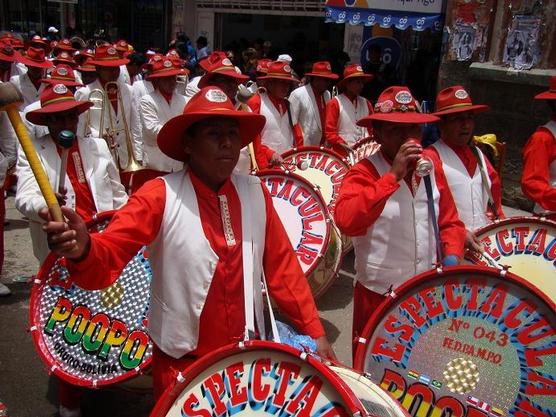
[429,86,504,246]
[334,86,465,355]
[325,64,373,152]
[10,47,53,109]
[75,44,142,175]
[289,61,338,146]
[0,41,24,83]
[522,76,556,220]
[41,86,336,403]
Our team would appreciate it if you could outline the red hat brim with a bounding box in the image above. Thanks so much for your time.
[158,110,266,162]
[534,91,556,100]
[305,72,339,80]
[88,58,130,67]
[55,45,77,52]
[0,50,19,62]
[26,100,93,125]
[337,73,374,89]
[358,112,440,125]
[198,71,249,88]
[433,104,489,117]
[17,56,53,68]
[146,68,188,80]
[256,74,299,83]
[41,78,83,87]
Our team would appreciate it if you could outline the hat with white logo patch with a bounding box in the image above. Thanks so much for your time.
[433,86,489,116]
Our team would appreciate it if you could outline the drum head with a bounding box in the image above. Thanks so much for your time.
[258,170,342,298]
[467,217,556,301]
[354,265,556,417]
[281,146,350,215]
[151,340,365,417]
[29,211,153,387]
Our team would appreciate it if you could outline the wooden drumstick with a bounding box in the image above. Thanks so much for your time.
[0,82,64,222]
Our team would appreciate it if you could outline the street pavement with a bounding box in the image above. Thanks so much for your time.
[0,196,530,417]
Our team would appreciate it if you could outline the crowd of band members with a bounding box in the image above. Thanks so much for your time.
[0,31,555,417]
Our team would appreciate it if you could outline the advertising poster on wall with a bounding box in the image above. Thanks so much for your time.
[502,15,541,70]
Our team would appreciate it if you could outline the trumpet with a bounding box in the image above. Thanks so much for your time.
[84,82,144,173]
[176,74,189,95]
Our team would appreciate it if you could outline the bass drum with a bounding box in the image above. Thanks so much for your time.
[281,146,352,253]
[151,340,409,417]
[348,137,381,166]
[258,170,342,299]
[30,210,153,389]
[466,216,556,301]
[354,265,556,417]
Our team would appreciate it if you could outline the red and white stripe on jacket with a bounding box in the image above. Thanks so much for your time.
[325,93,372,146]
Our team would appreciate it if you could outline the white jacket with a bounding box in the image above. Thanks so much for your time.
[9,73,46,110]
[139,90,185,172]
[289,84,331,146]
[75,79,142,167]
[0,82,17,185]
[15,134,128,262]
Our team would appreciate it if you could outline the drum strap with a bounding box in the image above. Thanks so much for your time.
[424,174,443,261]
[470,145,500,220]
[261,271,281,343]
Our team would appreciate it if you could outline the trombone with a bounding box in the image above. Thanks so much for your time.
[85,82,144,173]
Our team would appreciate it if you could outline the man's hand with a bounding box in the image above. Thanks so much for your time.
[389,140,423,181]
[315,336,337,362]
[465,229,484,253]
[38,206,90,260]
[269,152,283,167]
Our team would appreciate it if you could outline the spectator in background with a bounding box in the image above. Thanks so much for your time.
[363,44,395,102]
[196,36,210,60]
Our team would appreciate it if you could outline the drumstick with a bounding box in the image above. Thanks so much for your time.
[57,130,75,194]
[481,250,503,270]
[0,82,64,222]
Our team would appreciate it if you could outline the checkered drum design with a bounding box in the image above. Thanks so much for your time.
[29,211,153,387]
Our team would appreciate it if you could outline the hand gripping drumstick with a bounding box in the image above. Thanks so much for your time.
[0,82,64,222]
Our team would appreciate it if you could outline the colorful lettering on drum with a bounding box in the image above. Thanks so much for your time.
[355,267,556,417]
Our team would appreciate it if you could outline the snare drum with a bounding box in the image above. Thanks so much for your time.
[354,265,556,417]
[30,211,153,388]
[151,340,409,417]
[466,216,556,301]
[258,170,342,299]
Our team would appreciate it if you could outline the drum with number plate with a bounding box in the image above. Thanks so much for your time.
[29,211,153,388]
[151,340,409,417]
[466,216,556,302]
[354,265,556,417]
[258,170,342,299]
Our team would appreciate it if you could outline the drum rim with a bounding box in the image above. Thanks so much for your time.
[150,340,366,417]
[281,145,351,168]
[29,209,153,387]
[353,264,556,370]
[257,169,334,278]
[473,215,556,236]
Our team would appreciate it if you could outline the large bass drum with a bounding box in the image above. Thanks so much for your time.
[354,265,556,417]
[151,340,409,417]
[466,216,556,301]
[257,170,342,299]
[29,211,153,388]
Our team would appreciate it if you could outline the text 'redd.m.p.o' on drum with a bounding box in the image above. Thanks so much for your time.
[354,265,556,417]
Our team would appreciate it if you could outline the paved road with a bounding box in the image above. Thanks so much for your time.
[0,197,529,417]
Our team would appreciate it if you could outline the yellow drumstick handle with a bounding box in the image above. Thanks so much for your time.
[5,104,64,222]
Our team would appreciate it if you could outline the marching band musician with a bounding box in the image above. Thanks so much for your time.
[521,75,556,220]
[334,86,466,355]
[429,86,504,248]
[15,84,127,417]
[75,44,142,173]
[248,60,302,168]
[325,63,373,152]
[41,86,336,401]
[289,61,338,146]
[10,47,53,109]
[0,41,20,83]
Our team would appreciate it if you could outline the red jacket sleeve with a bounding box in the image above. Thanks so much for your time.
[261,185,325,338]
[334,159,400,236]
[521,129,556,211]
[67,179,166,290]
[324,98,347,146]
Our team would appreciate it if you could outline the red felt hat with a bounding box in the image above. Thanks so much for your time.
[11,37,24,50]
[433,86,489,116]
[146,57,188,80]
[198,51,226,72]
[158,87,266,162]
[256,58,272,75]
[0,33,15,44]
[198,53,248,88]
[257,60,299,83]
[41,64,83,87]
[358,86,439,126]
[73,49,94,66]
[89,44,129,67]
[0,41,19,62]
[305,61,339,80]
[336,64,373,90]
[114,39,130,52]
[77,58,97,73]
[17,47,53,69]
[52,51,78,69]
[534,76,556,100]
[26,83,93,125]
[30,35,50,51]
[54,39,76,53]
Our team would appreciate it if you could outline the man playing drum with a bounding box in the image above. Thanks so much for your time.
[521,76,556,220]
[41,86,336,402]
[334,86,466,355]
[429,86,504,248]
